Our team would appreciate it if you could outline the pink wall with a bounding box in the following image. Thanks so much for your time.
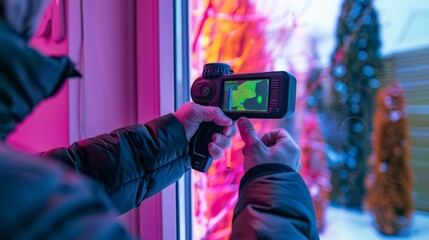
[137,1,160,123]
[67,0,162,239]
[78,0,137,139]
[6,0,69,153]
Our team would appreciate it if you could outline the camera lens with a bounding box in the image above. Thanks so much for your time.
[200,85,212,97]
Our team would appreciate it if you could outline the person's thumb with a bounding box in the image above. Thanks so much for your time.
[238,117,260,146]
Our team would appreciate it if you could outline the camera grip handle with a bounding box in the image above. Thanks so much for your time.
[189,122,223,172]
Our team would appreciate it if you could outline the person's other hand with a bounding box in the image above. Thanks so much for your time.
[174,102,237,159]
[237,117,301,173]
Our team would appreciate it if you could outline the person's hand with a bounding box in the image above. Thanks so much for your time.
[237,117,301,173]
[174,102,237,159]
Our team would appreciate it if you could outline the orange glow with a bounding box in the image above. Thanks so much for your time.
[191,0,297,239]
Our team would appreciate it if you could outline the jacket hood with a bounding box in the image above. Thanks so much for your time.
[0,20,79,140]
[0,0,51,39]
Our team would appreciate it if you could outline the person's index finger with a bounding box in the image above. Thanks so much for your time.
[276,128,291,139]
[211,107,233,126]
[268,129,292,145]
[223,124,237,137]
[260,131,276,147]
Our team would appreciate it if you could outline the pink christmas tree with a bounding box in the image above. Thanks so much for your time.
[299,110,331,232]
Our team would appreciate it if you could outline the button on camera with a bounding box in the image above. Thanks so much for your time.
[200,85,212,97]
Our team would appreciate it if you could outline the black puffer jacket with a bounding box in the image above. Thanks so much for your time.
[41,114,190,214]
[0,16,318,239]
[232,164,319,239]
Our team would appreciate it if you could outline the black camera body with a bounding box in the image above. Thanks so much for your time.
[189,63,296,172]
[191,63,296,120]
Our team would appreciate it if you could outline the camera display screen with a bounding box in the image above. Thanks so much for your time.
[222,79,269,112]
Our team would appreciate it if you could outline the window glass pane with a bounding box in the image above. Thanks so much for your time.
[190,0,429,239]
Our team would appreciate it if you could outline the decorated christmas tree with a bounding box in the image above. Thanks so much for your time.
[328,0,381,209]
[365,82,413,235]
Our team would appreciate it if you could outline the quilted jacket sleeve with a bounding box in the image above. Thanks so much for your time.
[41,114,191,214]
[231,164,319,240]
[0,144,133,240]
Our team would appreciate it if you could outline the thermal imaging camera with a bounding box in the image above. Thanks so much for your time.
[189,63,297,172]
[191,63,296,120]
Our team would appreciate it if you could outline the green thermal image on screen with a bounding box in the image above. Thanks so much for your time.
[222,79,269,112]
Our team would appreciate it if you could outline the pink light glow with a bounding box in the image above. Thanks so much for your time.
[6,84,69,153]
[6,0,69,153]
